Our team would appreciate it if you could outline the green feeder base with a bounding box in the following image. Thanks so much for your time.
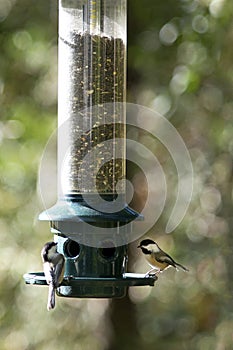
[23,272,157,298]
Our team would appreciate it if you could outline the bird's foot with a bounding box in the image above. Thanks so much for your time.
[62,275,74,284]
[145,270,160,278]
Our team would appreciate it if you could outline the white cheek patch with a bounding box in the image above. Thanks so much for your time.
[48,246,57,259]
[147,244,160,253]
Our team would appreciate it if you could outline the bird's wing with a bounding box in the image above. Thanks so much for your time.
[156,252,188,271]
[53,254,65,287]
[155,251,177,268]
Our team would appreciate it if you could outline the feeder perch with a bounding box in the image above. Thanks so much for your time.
[24,0,157,299]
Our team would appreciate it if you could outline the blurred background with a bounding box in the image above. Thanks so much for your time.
[0,0,233,349]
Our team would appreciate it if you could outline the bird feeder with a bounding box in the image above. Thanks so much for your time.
[24,0,156,298]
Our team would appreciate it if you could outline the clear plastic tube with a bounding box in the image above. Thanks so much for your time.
[58,0,126,197]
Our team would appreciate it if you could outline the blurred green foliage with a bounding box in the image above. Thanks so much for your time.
[0,0,233,349]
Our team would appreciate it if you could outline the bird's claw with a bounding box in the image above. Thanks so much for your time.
[145,272,158,278]
[62,275,74,283]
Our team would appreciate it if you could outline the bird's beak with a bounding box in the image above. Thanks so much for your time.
[137,245,140,248]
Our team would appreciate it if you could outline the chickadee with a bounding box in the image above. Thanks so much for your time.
[41,241,65,310]
[138,238,189,275]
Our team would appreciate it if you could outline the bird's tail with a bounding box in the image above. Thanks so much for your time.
[47,284,55,310]
[175,262,189,272]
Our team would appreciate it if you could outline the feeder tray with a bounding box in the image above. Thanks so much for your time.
[23,272,157,298]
